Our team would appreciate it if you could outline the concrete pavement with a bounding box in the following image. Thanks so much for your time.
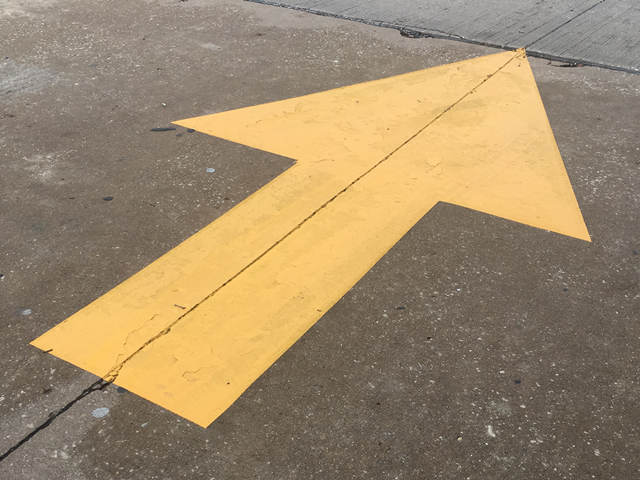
[249,0,640,73]
[1,0,639,478]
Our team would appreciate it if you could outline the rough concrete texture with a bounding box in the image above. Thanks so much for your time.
[248,0,640,73]
[0,0,639,478]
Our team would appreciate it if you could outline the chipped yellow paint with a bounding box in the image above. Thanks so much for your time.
[31,50,589,427]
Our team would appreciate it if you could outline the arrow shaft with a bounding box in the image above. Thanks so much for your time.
[112,138,444,426]
[31,161,381,375]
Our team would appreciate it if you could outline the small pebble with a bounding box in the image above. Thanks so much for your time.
[92,407,110,418]
[103,196,113,202]
[514,379,522,384]
[206,168,215,173]
[187,129,195,133]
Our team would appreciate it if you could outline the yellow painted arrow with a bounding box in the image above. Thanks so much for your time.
[32,49,589,427]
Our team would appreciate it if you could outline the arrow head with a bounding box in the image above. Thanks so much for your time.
[176,50,589,241]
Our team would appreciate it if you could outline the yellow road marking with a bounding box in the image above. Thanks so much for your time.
[32,50,589,427]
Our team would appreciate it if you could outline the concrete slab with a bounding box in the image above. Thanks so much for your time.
[1,0,639,478]
[531,0,640,72]
[248,0,640,72]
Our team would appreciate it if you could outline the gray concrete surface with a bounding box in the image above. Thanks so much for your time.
[1,0,639,478]
[249,0,640,73]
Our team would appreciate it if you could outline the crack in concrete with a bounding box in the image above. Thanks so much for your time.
[102,50,520,386]
[525,0,608,49]
[114,313,160,367]
[0,379,109,463]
